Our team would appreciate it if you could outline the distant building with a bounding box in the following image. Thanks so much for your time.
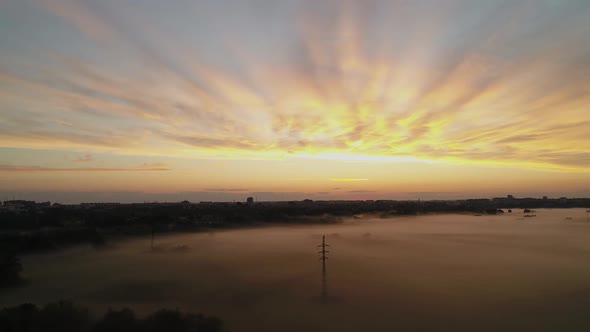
[246,197,254,205]
[3,200,36,209]
[543,196,548,200]
[507,195,515,200]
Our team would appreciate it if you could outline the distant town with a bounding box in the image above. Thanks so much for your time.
[1,195,589,255]
[1,194,589,214]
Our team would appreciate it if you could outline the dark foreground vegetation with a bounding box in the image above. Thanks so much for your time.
[0,301,223,332]
[1,197,589,256]
[0,253,23,288]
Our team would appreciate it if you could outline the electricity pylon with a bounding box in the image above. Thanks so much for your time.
[318,235,330,301]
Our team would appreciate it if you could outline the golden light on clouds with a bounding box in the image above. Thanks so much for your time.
[0,163,169,172]
[330,179,369,182]
[0,0,589,199]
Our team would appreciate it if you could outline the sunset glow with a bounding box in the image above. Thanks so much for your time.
[1,0,589,202]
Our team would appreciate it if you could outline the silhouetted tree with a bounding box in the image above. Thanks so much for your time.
[0,301,91,332]
[0,302,223,332]
[0,303,38,332]
[90,229,106,248]
[143,309,222,332]
[94,308,139,332]
[144,309,190,332]
[36,301,91,332]
[0,253,23,287]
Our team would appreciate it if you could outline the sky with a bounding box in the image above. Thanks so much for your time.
[1,0,589,203]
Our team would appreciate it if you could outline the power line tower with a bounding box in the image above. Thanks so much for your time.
[318,235,330,301]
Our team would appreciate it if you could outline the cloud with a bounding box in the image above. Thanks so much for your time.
[73,154,94,163]
[0,1,589,171]
[330,178,369,182]
[35,0,116,42]
[0,163,169,172]
[204,188,249,192]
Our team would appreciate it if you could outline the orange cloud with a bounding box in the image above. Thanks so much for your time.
[73,154,94,163]
[0,163,169,172]
[0,1,588,173]
[330,178,369,182]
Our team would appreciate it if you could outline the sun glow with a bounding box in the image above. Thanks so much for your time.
[0,1,589,198]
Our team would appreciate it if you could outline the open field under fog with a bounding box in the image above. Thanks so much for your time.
[3,209,590,332]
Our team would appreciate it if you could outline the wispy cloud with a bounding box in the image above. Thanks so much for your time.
[330,178,369,182]
[73,154,94,163]
[0,163,169,172]
[0,1,588,171]
[204,188,249,192]
[347,190,376,194]
[36,0,116,42]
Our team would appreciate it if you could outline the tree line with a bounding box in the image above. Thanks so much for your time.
[0,301,223,332]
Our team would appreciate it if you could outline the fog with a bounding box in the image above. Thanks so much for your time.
[3,209,590,331]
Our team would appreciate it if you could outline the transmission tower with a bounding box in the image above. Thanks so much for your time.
[318,235,330,301]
